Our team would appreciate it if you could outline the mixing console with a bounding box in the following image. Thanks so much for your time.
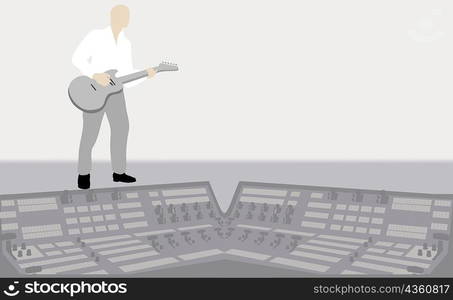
[1,182,451,276]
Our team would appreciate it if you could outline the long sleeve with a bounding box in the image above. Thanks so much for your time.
[122,41,146,88]
[72,31,97,78]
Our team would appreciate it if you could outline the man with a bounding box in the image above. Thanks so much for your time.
[72,5,155,189]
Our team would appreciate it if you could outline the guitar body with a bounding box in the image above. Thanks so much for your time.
[68,69,124,113]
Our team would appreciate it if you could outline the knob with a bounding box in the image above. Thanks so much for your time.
[438,240,443,249]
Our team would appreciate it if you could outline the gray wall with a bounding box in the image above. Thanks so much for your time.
[0,0,452,161]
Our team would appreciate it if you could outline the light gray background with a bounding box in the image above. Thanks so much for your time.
[1,0,453,161]
[1,161,453,212]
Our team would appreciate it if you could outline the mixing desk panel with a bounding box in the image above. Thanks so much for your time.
[0,182,452,276]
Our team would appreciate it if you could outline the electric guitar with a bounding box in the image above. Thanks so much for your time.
[68,62,178,113]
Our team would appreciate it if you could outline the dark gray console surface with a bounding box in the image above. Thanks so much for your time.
[1,181,451,276]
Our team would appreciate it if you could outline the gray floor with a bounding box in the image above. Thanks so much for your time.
[0,160,452,277]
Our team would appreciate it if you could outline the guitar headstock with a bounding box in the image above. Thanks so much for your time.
[156,61,179,72]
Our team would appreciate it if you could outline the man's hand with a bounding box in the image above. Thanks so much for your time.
[147,68,156,78]
[93,73,111,86]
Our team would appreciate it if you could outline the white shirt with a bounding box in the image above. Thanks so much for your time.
[72,26,144,88]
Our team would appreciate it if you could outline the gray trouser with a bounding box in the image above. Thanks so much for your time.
[78,92,129,175]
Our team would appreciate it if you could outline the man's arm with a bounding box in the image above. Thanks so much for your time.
[122,41,155,88]
[72,31,110,86]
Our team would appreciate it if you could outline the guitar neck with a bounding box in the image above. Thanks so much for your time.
[116,62,177,84]
[117,69,151,84]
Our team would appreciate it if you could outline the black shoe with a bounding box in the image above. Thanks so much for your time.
[78,174,90,189]
[113,173,136,183]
